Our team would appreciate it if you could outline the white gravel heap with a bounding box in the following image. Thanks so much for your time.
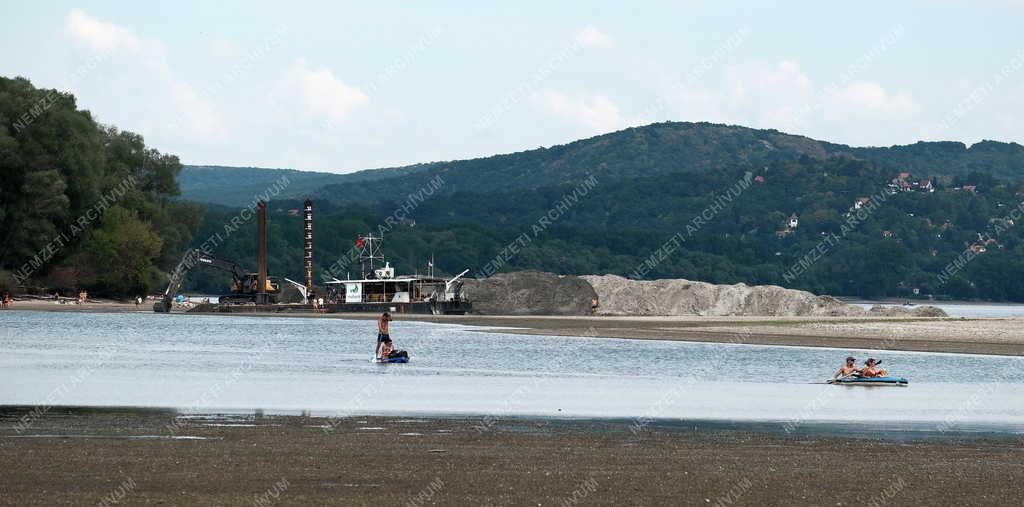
[582,274,945,317]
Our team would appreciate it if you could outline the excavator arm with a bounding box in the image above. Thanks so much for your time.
[154,249,248,312]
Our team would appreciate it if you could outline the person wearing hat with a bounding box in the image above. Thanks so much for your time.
[860,358,888,378]
[832,356,861,380]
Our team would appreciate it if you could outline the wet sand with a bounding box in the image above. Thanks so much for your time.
[439,314,1024,356]
[3,299,147,313]
[1,407,1021,506]
[6,301,1024,356]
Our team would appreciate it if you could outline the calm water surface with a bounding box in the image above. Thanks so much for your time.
[2,311,1022,431]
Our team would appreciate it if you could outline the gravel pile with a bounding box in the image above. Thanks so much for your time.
[465,271,947,317]
[581,274,860,316]
[867,304,949,317]
[582,274,946,317]
[463,270,597,315]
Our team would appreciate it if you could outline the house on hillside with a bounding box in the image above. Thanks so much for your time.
[776,213,799,238]
[889,172,935,194]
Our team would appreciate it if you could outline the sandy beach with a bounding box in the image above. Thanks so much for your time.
[5,300,1024,356]
[1,408,1022,506]
[440,314,1024,356]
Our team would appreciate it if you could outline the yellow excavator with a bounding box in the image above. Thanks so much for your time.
[154,248,285,312]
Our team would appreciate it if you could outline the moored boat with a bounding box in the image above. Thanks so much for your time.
[322,234,471,315]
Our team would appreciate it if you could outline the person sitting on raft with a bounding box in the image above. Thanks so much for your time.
[832,356,861,380]
[376,312,393,360]
[860,358,887,378]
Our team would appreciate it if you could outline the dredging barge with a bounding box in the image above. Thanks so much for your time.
[154,200,471,315]
[320,233,471,315]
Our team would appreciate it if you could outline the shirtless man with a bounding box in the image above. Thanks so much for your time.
[832,356,861,380]
[376,312,393,359]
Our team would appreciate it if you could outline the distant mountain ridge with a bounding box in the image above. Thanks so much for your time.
[179,122,1024,207]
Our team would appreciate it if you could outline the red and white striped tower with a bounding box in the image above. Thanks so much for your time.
[303,199,314,295]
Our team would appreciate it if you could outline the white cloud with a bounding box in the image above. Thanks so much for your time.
[534,90,626,132]
[825,81,916,113]
[656,59,921,143]
[574,26,614,49]
[284,58,369,124]
[65,10,224,140]
[66,9,146,54]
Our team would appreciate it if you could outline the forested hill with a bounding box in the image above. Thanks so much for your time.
[174,122,1024,302]
[178,122,1024,207]
[189,155,1024,301]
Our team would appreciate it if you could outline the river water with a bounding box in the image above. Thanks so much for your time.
[2,311,1022,434]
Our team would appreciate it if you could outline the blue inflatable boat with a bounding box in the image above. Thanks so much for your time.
[829,376,908,386]
[374,356,409,364]
[372,350,409,364]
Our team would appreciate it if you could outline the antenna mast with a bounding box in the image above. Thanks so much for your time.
[358,233,384,279]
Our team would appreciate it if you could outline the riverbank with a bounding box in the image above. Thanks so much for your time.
[5,301,1024,356]
[1,408,1021,506]
[1,299,147,313]
[441,314,1024,356]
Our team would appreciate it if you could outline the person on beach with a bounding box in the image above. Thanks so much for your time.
[832,356,861,379]
[860,358,888,378]
[376,312,393,359]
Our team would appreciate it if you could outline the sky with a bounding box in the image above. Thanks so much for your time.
[2,1,1023,173]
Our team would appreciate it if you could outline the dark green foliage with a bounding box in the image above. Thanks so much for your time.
[0,76,202,297]
[183,155,1024,301]
[176,124,1024,302]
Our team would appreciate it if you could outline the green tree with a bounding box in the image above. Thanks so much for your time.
[81,206,163,296]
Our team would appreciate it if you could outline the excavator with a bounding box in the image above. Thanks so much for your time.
[153,248,287,312]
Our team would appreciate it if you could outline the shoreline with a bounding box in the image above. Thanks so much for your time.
[1,407,1021,506]
[7,301,1024,356]
[7,302,1024,356]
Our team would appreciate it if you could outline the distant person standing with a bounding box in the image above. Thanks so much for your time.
[318,297,325,313]
[376,312,393,359]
